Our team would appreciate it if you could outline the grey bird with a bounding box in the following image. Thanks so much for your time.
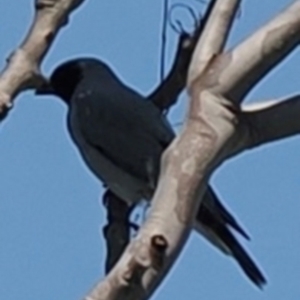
[38,57,266,287]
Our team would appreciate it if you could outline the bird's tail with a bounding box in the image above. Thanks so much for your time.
[195,204,267,288]
[215,222,267,288]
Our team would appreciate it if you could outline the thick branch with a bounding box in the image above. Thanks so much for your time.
[0,0,296,298]
[227,95,300,158]
[84,2,300,297]
[2,1,298,299]
[0,0,85,119]
[215,1,300,102]
[148,33,197,111]
[188,0,240,85]
[244,96,300,148]
[101,1,219,278]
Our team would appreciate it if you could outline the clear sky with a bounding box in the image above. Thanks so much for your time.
[0,0,299,299]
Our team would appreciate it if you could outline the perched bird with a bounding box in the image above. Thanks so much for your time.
[38,57,266,287]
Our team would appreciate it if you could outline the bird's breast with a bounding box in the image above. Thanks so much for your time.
[67,108,152,205]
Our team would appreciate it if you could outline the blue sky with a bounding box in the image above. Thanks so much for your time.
[0,0,299,299]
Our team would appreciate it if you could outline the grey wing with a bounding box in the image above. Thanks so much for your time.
[74,83,175,183]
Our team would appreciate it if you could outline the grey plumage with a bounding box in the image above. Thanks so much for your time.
[40,57,266,287]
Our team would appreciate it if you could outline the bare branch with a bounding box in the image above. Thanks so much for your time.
[245,96,300,147]
[1,1,241,299]
[188,0,240,85]
[148,0,217,111]
[215,1,300,102]
[84,2,300,297]
[2,1,298,299]
[83,2,290,299]
[0,0,85,120]
[148,32,196,111]
[227,95,300,158]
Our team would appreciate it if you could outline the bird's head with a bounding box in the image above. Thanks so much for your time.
[36,57,113,103]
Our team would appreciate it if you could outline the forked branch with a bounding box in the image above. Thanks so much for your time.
[0,0,85,120]
[148,0,217,111]
[85,1,300,299]
[0,1,299,300]
[215,1,300,102]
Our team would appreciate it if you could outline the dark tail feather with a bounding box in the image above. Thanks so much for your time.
[206,187,250,240]
[196,204,266,288]
[216,224,267,288]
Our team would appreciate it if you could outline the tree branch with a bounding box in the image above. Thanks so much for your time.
[84,2,242,299]
[214,1,300,102]
[148,0,217,111]
[0,0,85,120]
[148,33,197,111]
[227,95,300,158]
[1,1,300,299]
[244,96,300,148]
[102,1,219,277]
[188,0,240,85]
[84,2,300,298]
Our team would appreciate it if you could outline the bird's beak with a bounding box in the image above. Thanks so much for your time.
[35,79,55,95]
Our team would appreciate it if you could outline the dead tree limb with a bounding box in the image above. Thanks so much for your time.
[188,0,239,84]
[101,0,218,276]
[1,1,300,299]
[227,95,300,159]
[85,1,241,299]
[148,0,217,111]
[84,1,300,299]
[0,0,85,120]
[214,1,300,102]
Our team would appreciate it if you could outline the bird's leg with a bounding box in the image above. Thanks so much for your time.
[102,189,135,273]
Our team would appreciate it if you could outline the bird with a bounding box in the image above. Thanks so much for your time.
[37,57,266,287]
